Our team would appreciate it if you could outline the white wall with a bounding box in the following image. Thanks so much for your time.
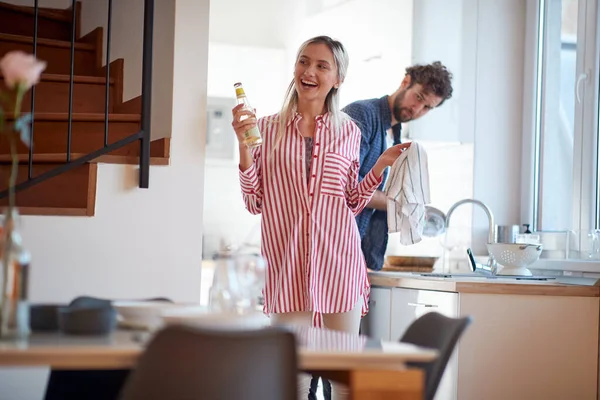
[0,0,210,398]
[410,0,475,144]
[25,164,205,303]
[208,0,297,48]
[286,0,414,106]
[202,43,287,256]
[207,44,287,117]
[471,0,526,254]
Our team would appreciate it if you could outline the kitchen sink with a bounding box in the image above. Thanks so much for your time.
[414,272,555,281]
[415,272,490,278]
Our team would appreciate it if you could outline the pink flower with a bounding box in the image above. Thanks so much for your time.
[0,51,46,91]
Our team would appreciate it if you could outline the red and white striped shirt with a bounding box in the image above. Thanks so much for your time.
[239,112,382,317]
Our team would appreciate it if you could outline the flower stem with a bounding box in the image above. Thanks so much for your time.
[10,87,25,211]
[13,89,23,120]
[8,137,17,211]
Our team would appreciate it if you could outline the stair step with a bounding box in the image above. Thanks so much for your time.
[8,73,114,85]
[0,32,94,51]
[0,2,74,23]
[6,112,140,122]
[1,112,144,156]
[0,162,96,216]
[0,138,170,166]
[1,73,116,113]
[0,1,77,41]
[0,32,97,75]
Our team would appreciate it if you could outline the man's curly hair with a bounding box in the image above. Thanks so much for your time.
[405,61,453,106]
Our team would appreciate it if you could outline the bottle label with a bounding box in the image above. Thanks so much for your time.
[244,126,261,140]
[244,126,262,147]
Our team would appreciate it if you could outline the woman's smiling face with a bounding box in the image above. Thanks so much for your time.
[294,42,339,104]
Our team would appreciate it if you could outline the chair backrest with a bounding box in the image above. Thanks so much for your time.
[118,324,298,400]
[399,312,472,400]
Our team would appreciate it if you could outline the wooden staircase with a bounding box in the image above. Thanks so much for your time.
[0,1,169,216]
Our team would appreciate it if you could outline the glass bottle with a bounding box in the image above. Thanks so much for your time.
[234,82,263,148]
[0,209,31,339]
[208,239,241,313]
[234,249,266,312]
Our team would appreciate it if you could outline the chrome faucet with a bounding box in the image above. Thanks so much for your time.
[445,198,497,274]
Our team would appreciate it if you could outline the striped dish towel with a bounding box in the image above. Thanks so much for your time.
[384,142,431,245]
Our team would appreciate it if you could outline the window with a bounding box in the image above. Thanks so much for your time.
[528,0,600,241]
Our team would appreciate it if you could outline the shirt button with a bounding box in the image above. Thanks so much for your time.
[309,192,313,196]
[312,174,316,178]
[315,143,320,146]
[313,155,318,158]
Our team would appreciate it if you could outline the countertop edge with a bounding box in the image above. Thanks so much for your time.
[368,272,600,297]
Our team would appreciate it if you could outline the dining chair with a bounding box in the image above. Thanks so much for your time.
[399,312,472,400]
[118,324,298,400]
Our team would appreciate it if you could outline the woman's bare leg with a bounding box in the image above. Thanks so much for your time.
[271,311,313,399]
[321,298,364,400]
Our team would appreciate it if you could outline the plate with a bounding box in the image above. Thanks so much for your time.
[113,301,198,330]
[423,206,447,237]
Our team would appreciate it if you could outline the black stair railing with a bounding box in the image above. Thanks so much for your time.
[0,0,153,200]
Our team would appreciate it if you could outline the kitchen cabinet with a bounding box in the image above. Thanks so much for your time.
[391,288,459,400]
[363,281,599,400]
[389,287,459,341]
[363,287,459,400]
[362,286,392,341]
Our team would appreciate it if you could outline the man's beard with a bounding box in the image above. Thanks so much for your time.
[393,90,413,123]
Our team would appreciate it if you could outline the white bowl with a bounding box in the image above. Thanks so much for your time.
[112,301,198,330]
[486,243,543,276]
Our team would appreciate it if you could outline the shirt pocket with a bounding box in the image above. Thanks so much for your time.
[321,152,351,197]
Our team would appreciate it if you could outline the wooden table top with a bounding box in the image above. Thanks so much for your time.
[0,326,437,371]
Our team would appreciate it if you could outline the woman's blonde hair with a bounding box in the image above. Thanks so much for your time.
[274,36,350,147]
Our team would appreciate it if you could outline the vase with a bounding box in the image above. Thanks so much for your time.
[0,208,31,339]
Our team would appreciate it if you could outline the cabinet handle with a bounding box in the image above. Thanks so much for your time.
[407,302,438,308]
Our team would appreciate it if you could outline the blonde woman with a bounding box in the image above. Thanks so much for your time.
[232,36,409,398]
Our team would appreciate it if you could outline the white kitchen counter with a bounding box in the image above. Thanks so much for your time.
[368,270,600,297]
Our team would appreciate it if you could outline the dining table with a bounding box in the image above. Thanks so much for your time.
[0,322,436,399]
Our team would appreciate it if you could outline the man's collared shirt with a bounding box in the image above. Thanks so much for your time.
[343,96,402,271]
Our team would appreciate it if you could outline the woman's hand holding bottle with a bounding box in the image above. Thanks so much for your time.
[232,104,258,171]
[231,104,258,145]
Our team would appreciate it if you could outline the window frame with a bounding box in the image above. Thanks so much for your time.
[522,0,600,240]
